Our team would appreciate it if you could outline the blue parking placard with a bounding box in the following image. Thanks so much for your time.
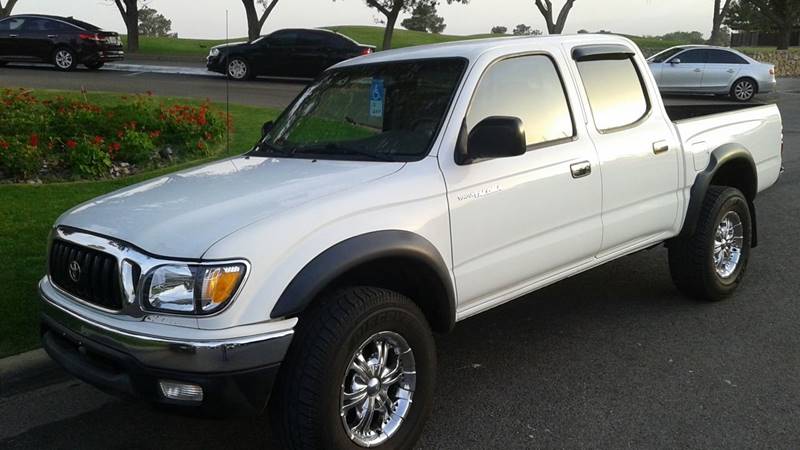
[370,78,385,118]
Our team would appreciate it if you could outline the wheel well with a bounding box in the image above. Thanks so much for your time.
[733,76,759,93]
[320,256,453,333]
[709,158,757,202]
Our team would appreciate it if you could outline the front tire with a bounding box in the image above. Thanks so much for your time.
[730,78,756,102]
[226,57,251,80]
[271,287,436,450]
[668,186,752,301]
[53,48,78,71]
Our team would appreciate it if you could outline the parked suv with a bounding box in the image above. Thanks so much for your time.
[206,28,374,80]
[0,14,123,71]
[42,35,783,449]
[647,45,776,102]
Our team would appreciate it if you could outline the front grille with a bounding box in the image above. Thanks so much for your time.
[49,240,123,310]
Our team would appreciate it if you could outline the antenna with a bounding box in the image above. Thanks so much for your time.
[225,9,230,155]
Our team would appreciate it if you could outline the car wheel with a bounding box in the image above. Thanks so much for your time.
[226,58,250,80]
[270,286,436,450]
[53,48,78,71]
[668,186,752,301]
[730,78,756,102]
[85,62,105,70]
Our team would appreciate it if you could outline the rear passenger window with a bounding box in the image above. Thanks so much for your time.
[576,58,649,132]
[707,49,748,65]
[467,55,574,148]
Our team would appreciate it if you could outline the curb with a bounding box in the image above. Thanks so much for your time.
[124,53,207,65]
[0,348,67,398]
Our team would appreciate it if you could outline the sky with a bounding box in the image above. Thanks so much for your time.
[12,0,716,40]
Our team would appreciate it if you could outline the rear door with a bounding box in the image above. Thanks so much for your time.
[659,49,707,92]
[441,53,603,310]
[19,18,60,61]
[571,47,681,254]
[702,49,748,92]
[0,17,27,59]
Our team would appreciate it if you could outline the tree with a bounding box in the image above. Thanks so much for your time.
[242,0,280,42]
[533,0,576,34]
[113,0,141,52]
[351,0,468,50]
[710,0,733,45]
[491,25,508,34]
[0,0,18,19]
[401,2,446,33]
[661,30,706,44]
[727,0,800,49]
[513,24,532,35]
[138,5,172,37]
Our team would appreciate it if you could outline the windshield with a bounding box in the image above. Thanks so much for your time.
[255,58,467,162]
[648,47,685,63]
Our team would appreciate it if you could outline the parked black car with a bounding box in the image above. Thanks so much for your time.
[207,28,375,80]
[0,14,123,71]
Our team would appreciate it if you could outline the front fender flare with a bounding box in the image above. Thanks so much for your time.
[270,230,456,329]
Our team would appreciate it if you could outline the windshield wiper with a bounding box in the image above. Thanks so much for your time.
[292,143,396,162]
[253,140,291,156]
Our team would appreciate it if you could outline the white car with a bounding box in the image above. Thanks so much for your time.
[41,34,783,449]
[648,45,777,102]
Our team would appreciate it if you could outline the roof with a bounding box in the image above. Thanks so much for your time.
[5,14,100,30]
[334,33,639,68]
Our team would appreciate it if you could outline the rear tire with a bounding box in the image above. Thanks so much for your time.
[226,57,251,81]
[730,78,756,102]
[85,61,105,70]
[668,186,752,301]
[270,287,436,450]
[53,48,78,71]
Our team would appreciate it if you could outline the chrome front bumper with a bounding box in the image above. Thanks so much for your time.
[40,281,294,374]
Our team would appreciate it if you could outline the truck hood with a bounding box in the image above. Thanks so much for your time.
[58,156,403,258]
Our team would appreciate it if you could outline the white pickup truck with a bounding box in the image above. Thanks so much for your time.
[40,35,783,449]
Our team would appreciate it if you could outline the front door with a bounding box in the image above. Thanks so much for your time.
[572,48,681,254]
[441,53,603,311]
[255,30,297,77]
[659,48,707,92]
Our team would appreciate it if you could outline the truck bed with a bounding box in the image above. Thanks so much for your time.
[665,103,766,122]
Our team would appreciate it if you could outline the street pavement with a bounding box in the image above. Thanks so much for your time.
[0,71,798,448]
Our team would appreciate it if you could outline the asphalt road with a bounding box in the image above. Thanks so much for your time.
[0,63,306,110]
[1,72,799,448]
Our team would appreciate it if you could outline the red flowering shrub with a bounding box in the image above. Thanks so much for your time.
[0,88,230,181]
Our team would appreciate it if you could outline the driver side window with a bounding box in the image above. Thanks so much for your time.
[467,55,575,148]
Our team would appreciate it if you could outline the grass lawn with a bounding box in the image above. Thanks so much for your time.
[0,91,279,358]
[127,25,688,57]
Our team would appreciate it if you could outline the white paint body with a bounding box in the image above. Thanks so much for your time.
[50,35,783,338]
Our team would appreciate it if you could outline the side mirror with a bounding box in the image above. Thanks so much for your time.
[261,121,274,137]
[456,116,526,165]
[670,58,681,65]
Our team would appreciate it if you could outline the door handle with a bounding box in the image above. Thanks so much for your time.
[693,68,702,73]
[570,161,591,179]
[653,141,670,155]
[727,69,735,74]
[9,34,18,38]
[47,34,58,39]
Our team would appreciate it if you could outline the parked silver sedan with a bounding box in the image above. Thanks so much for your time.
[647,45,776,102]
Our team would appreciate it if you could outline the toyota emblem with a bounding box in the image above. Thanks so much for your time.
[68,260,81,282]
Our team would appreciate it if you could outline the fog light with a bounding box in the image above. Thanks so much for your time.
[159,380,204,402]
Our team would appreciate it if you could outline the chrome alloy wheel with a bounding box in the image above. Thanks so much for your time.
[734,80,755,101]
[340,331,416,447]
[227,59,248,79]
[714,211,744,278]
[55,50,73,69]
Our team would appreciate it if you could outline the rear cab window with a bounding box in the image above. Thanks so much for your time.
[575,54,650,132]
[467,54,575,148]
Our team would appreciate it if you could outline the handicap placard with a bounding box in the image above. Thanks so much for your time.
[369,78,385,118]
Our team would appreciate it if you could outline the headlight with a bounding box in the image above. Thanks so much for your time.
[210,48,220,57]
[144,263,245,314]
